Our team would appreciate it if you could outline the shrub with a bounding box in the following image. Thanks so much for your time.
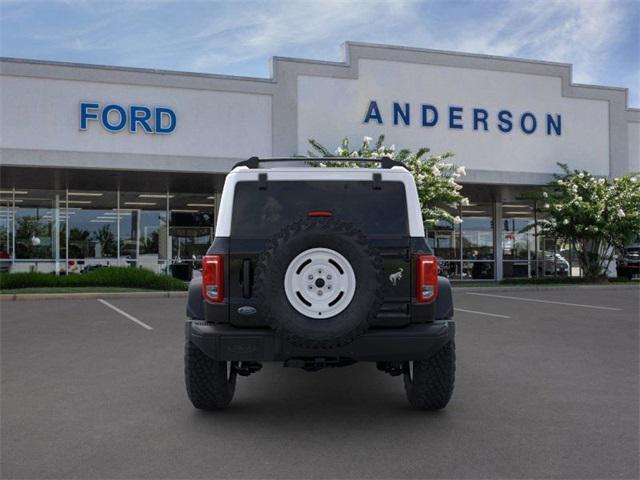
[307,134,468,226]
[0,267,188,291]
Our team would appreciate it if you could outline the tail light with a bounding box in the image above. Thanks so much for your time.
[416,255,438,303]
[202,255,224,302]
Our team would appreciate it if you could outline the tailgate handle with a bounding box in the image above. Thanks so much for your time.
[242,259,252,298]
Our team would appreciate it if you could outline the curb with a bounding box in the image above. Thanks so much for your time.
[0,291,188,301]
[453,283,640,292]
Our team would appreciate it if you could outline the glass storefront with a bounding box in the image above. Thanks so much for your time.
[1,186,580,280]
[0,188,216,276]
[428,203,495,280]
[428,200,577,280]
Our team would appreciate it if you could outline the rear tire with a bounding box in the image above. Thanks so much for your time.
[403,341,455,410]
[185,341,237,410]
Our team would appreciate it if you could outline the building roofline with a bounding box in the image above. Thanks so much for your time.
[1,40,636,110]
[0,56,274,84]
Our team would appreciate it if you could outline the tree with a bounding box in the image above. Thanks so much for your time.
[535,163,640,279]
[307,135,469,226]
[92,225,116,257]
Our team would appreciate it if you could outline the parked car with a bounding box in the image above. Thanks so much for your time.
[538,252,570,276]
[184,157,455,410]
[617,244,640,280]
[0,250,11,273]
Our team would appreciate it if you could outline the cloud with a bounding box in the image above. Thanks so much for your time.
[1,0,637,104]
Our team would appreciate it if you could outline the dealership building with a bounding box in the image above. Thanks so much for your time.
[1,42,638,280]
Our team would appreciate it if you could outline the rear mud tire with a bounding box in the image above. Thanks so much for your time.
[185,341,236,410]
[403,341,455,410]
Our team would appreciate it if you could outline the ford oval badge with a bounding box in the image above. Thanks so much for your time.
[238,306,257,316]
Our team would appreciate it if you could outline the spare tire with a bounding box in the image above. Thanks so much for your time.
[254,218,384,349]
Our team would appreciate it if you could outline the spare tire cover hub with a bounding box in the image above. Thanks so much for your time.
[284,247,356,319]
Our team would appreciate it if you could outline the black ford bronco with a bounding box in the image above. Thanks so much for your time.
[185,157,455,410]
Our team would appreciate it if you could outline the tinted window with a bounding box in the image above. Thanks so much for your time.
[231,181,408,237]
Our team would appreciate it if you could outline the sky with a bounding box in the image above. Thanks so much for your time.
[1,0,638,106]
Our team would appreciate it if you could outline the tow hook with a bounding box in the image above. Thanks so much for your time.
[376,362,406,376]
[233,361,262,376]
[284,357,356,371]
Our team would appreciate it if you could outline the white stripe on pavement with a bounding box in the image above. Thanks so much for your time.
[97,299,153,330]
[466,292,622,311]
[456,308,511,319]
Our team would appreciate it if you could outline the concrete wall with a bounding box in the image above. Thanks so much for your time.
[1,41,637,183]
[297,59,610,176]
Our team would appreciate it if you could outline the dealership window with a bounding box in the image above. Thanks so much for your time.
[0,187,216,277]
[119,192,170,273]
[427,202,496,280]
[502,203,536,278]
[169,192,215,259]
[427,204,461,280]
[66,191,118,272]
[461,203,494,279]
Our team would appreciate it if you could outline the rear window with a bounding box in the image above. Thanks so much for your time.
[231,180,408,237]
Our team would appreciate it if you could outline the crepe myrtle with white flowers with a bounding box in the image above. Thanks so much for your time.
[307,135,468,227]
[533,163,640,280]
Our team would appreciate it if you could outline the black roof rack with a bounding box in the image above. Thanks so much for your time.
[232,156,406,170]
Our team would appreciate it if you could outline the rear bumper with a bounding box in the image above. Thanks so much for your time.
[186,320,455,362]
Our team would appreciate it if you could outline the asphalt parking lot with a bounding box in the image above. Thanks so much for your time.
[1,285,638,479]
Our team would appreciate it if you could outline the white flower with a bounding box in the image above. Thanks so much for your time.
[363,136,372,144]
[456,166,467,176]
[460,197,470,206]
[578,172,584,178]
[617,209,625,218]
[631,176,638,183]
[555,205,563,211]
[557,179,564,185]
[389,144,395,152]
[544,203,550,209]
[431,166,441,176]
[563,219,569,225]
[542,191,548,198]
[370,152,379,158]
[335,147,343,156]
[350,151,358,158]
[453,216,462,224]
[378,146,385,153]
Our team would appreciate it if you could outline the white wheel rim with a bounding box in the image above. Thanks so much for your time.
[284,247,356,319]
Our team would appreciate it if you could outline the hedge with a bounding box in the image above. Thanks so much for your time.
[0,267,188,291]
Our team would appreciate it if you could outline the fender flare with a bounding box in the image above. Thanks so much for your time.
[435,276,454,320]
[186,273,205,320]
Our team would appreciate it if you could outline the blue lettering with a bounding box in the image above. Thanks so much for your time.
[473,108,489,131]
[155,107,176,134]
[101,104,127,132]
[449,106,463,129]
[520,112,537,134]
[80,102,99,130]
[421,104,438,127]
[393,102,410,126]
[497,110,513,132]
[130,105,153,133]
[363,100,383,124]
[546,114,561,136]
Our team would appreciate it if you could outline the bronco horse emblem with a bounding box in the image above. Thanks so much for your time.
[389,267,403,286]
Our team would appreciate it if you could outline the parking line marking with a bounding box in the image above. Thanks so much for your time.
[97,299,153,330]
[456,308,511,319]
[466,292,622,311]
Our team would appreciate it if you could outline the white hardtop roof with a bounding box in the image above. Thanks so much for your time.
[230,165,410,175]
[216,164,425,237]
